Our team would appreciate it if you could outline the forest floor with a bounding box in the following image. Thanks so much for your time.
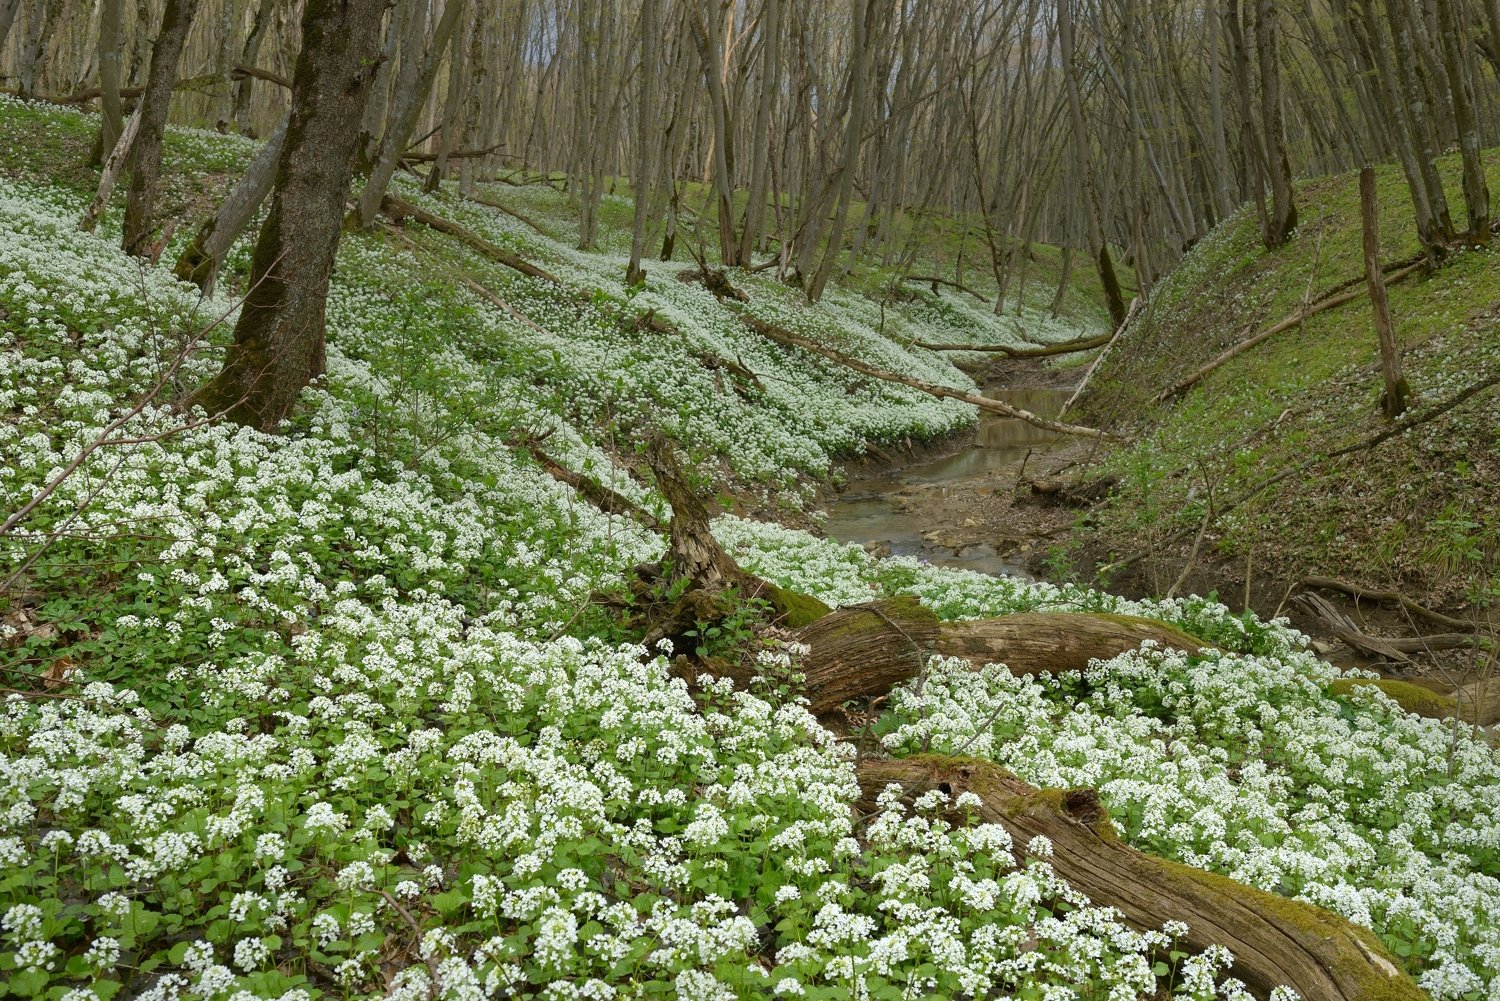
[2,99,1499,1001]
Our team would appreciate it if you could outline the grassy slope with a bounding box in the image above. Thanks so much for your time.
[3,100,1499,1001]
[1076,154,1500,605]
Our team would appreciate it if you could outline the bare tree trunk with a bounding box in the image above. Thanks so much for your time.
[121,0,201,259]
[356,0,465,228]
[1432,0,1490,244]
[235,0,284,137]
[806,0,875,303]
[1255,0,1297,248]
[689,3,741,267]
[18,0,63,99]
[737,0,781,266]
[1058,0,1127,328]
[625,0,658,286]
[173,115,289,292]
[1225,1,1267,232]
[97,0,124,159]
[78,102,142,232]
[424,5,474,193]
[1361,167,1408,418]
[195,0,387,432]
[0,0,20,59]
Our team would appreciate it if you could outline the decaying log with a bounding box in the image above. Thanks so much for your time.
[678,267,750,302]
[794,599,1204,715]
[913,331,1113,356]
[899,273,992,302]
[526,444,663,532]
[738,313,1121,441]
[1296,593,1491,662]
[1024,474,1117,507]
[378,194,563,285]
[1301,576,1474,632]
[468,193,550,237]
[856,755,1424,1001]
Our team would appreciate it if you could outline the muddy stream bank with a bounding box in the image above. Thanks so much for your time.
[820,386,1076,578]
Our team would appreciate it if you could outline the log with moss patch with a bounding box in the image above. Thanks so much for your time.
[794,598,1203,715]
[857,755,1427,1001]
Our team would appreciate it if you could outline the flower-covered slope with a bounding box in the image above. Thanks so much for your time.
[1,101,1497,1001]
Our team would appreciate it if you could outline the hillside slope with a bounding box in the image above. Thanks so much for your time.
[2,101,1498,1001]
[1074,154,1500,614]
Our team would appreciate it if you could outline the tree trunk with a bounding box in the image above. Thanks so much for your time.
[78,102,143,233]
[1057,0,1127,329]
[737,0,781,267]
[194,0,387,432]
[791,599,1202,715]
[855,756,1424,1001]
[173,115,290,293]
[625,0,659,287]
[1225,1,1268,235]
[688,4,741,267]
[1362,167,1408,418]
[97,0,124,160]
[1255,0,1297,248]
[1432,0,1490,244]
[356,0,465,228]
[423,5,474,194]
[235,0,284,137]
[121,0,202,259]
[0,0,20,60]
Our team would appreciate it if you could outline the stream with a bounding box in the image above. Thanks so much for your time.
[821,387,1071,578]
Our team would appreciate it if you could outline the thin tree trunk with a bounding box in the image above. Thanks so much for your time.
[737,0,781,266]
[97,0,124,159]
[424,5,474,193]
[1057,0,1127,328]
[1361,167,1408,418]
[625,0,658,286]
[689,3,740,267]
[1432,0,1490,244]
[121,0,201,259]
[78,102,143,232]
[235,0,284,137]
[1255,0,1297,248]
[195,0,387,432]
[356,0,465,229]
[807,0,874,303]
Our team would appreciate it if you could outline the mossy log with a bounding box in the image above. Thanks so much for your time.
[857,755,1425,1001]
[1328,678,1458,719]
[795,599,1203,715]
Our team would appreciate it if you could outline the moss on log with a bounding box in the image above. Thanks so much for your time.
[857,755,1426,1001]
[796,602,1203,715]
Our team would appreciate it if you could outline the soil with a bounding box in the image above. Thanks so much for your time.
[811,357,1497,716]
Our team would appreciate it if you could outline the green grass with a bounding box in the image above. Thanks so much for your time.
[1076,152,1500,603]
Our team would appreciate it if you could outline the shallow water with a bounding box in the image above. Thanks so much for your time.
[821,387,1071,577]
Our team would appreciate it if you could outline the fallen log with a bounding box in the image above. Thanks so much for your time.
[1157,260,1426,404]
[1296,593,1491,662]
[913,330,1113,356]
[378,193,563,285]
[1059,296,1143,416]
[794,598,1203,715]
[526,444,663,533]
[467,193,551,237]
[738,313,1121,441]
[899,273,992,303]
[1301,576,1474,632]
[856,755,1424,1001]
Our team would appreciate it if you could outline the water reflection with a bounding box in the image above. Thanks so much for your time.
[821,387,1070,577]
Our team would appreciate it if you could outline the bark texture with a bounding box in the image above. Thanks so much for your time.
[195,0,387,432]
[121,0,201,259]
[856,756,1425,1001]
